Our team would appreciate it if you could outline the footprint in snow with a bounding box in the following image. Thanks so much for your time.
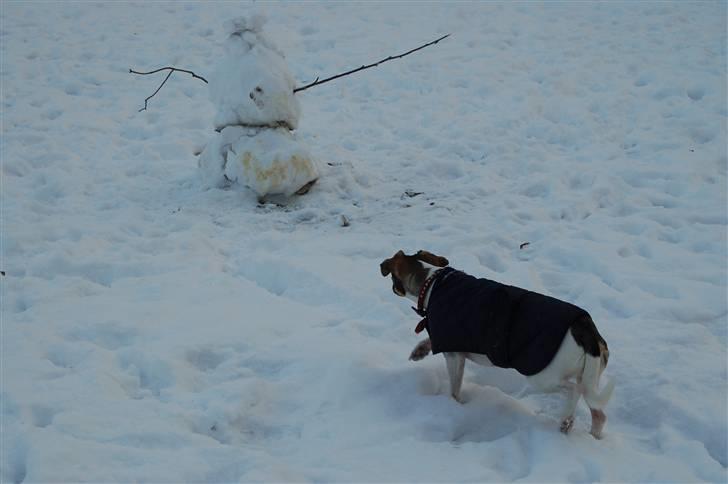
[117,349,175,398]
[65,321,137,350]
[687,86,705,101]
[30,404,59,428]
[45,343,92,370]
[3,437,28,484]
[186,346,229,372]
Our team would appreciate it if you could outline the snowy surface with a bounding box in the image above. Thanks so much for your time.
[210,15,301,131]
[2,2,727,482]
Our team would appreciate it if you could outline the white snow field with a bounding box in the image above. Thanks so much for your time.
[2,1,726,482]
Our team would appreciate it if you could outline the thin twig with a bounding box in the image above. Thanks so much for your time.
[130,66,208,112]
[138,70,171,112]
[293,33,450,93]
[130,67,208,83]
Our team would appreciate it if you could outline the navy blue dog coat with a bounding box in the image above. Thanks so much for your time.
[424,269,589,376]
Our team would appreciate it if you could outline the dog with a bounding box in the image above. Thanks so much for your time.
[380,250,614,439]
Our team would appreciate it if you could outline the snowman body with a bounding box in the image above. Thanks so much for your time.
[199,16,318,197]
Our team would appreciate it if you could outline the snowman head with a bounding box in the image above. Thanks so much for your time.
[210,15,302,131]
[223,15,283,57]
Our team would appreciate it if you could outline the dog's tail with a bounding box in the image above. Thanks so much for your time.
[581,341,614,409]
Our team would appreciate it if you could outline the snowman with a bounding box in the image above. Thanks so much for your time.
[199,15,318,199]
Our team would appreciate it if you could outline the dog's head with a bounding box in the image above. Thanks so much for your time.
[380,250,449,297]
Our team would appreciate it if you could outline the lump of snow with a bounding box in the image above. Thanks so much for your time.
[198,126,318,197]
[209,15,301,131]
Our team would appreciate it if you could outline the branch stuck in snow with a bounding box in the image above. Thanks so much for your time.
[293,33,451,93]
[130,33,449,110]
[129,67,208,112]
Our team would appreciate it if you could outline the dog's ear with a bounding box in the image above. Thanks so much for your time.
[381,250,405,276]
[416,250,449,267]
[380,258,392,276]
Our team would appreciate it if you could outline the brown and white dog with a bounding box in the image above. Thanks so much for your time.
[380,249,614,439]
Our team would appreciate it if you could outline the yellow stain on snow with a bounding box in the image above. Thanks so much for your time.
[240,152,316,192]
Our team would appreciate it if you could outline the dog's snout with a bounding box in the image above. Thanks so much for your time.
[391,276,406,296]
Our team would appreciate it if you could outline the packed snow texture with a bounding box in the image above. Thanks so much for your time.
[2,2,727,483]
[198,125,318,196]
[210,15,301,130]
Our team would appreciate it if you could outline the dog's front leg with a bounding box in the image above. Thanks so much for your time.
[444,352,465,402]
[409,338,432,361]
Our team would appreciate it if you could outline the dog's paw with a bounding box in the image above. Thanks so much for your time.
[589,408,606,439]
[409,339,432,361]
[560,416,575,434]
[409,348,429,361]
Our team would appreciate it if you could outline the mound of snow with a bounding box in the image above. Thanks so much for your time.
[198,126,318,197]
[209,15,301,131]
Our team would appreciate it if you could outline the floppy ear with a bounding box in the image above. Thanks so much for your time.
[380,258,392,276]
[381,250,405,276]
[416,250,449,267]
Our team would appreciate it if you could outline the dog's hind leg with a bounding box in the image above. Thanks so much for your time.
[581,352,615,439]
[571,319,613,439]
[444,352,465,402]
[559,380,582,434]
[589,408,607,439]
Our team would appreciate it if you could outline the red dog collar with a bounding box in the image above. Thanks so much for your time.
[412,268,448,333]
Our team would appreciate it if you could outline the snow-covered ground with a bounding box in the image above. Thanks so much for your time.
[2,1,726,482]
